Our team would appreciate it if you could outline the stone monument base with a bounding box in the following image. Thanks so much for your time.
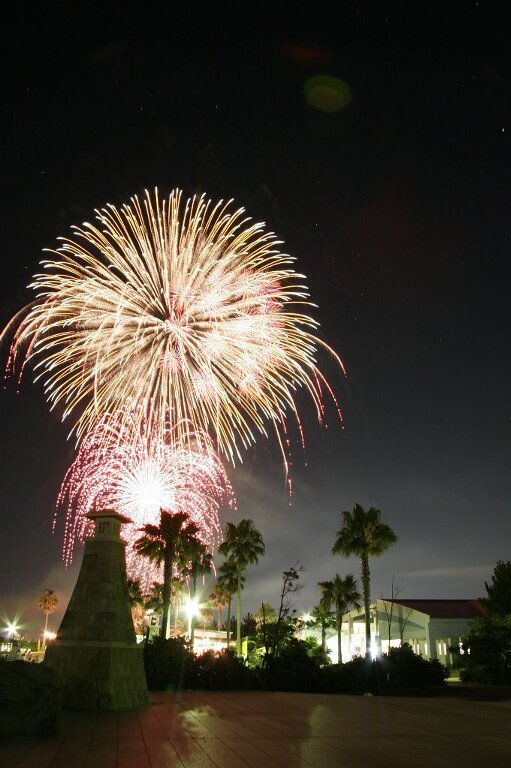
[45,641,149,710]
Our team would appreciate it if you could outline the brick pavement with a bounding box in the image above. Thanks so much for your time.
[1,690,510,767]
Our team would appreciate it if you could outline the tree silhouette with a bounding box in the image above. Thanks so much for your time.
[180,536,213,642]
[333,504,397,657]
[309,602,335,654]
[135,509,199,638]
[217,559,243,646]
[218,519,265,654]
[209,583,230,631]
[318,574,360,663]
[485,560,511,616]
[37,589,58,648]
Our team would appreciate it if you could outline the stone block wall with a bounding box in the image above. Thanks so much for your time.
[45,644,148,710]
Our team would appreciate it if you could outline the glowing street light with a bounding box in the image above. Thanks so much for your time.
[299,613,313,639]
[5,621,19,639]
[184,598,199,638]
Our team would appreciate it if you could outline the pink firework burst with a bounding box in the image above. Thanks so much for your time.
[56,404,236,590]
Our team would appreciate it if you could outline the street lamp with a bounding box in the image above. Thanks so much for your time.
[299,613,313,639]
[5,621,19,639]
[184,598,199,639]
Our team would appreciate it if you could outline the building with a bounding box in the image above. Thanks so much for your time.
[324,599,485,666]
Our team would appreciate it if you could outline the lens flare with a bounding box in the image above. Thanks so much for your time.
[56,404,235,589]
[3,189,344,463]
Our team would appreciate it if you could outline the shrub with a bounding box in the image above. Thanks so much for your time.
[189,649,260,690]
[143,640,260,691]
[318,646,445,694]
[260,639,321,692]
[378,644,446,692]
[143,636,192,691]
[143,638,446,694]
[457,616,511,684]
[320,656,373,694]
[0,660,62,736]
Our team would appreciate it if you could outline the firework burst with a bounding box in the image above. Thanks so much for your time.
[56,405,235,589]
[3,189,344,463]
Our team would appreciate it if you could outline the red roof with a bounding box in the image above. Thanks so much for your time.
[382,599,486,619]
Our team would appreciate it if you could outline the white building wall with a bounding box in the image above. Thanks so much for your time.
[335,601,479,665]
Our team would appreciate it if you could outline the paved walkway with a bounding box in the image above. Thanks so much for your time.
[1,690,510,768]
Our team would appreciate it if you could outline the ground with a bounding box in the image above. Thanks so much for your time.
[1,688,510,767]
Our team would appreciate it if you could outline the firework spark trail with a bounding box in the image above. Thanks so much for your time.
[4,189,345,463]
[56,405,235,590]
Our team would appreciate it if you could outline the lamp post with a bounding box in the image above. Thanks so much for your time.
[185,598,199,643]
[5,621,19,639]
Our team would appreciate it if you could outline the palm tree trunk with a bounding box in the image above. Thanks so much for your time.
[321,621,326,653]
[217,606,222,631]
[226,598,232,646]
[43,611,49,649]
[161,547,173,639]
[361,552,371,658]
[337,612,342,664]
[174,591,179,634]
[236,569,242,655]
[190,575,197,646]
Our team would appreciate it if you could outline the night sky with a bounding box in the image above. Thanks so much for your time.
[1,2,510,636]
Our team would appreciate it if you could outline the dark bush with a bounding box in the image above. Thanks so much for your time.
[318,646,445,695]
[144,637,445,695]
[189,649,260,690]
[0,660,62,736]
[378,644,446,692]
[457,616,511,685]
[320,656,374,694]
[260,639,321,692]
[144,639,259,691]
[143,636,192,691]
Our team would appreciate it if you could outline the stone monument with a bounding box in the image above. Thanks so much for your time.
[44,509,149,710]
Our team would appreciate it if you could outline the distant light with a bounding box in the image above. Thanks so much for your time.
[304,75,352,113]
[185,598,200,638]
[185,599,199,618]
[302,613,313,623]
[5,621,19,638]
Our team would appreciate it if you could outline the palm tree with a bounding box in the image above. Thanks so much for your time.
[209,583,230,631]
[134,508,199,638]
[180,537,213,643]
[217,559,243,647]
[218,519,265,654]
[310,602,335,654]
[333,504,397,658]
[170,575,188,635]
[38,589,58,647]
[318,574,360,663]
